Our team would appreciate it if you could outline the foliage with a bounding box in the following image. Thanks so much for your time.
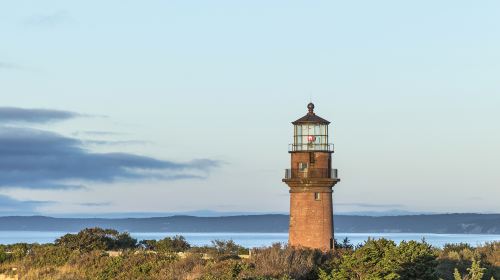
[454,268,463,280]
[55,227,137,252]
[23,244,74,267]
[329,238,400,280]
[395,240,438,279]
[444,243,475,255]
[197,259,252,280]
[466,259,486,280]
[247,243,327,280]
[139,235,191,253]
[9,242,29,260]
[0,230,499,280]
[321,238,438,280]
[453,259,487,280]
[334,237,354,250]
[437,241,500,280]
[0,246,7,264]
[210,239,248,260]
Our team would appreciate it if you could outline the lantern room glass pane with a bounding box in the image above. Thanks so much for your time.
[293,123,329,151]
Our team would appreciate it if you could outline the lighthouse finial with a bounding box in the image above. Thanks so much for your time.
[307,102,315,114]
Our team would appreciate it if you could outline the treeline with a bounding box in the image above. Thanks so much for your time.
[0,228,499,279]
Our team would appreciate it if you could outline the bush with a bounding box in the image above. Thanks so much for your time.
[2,230,499,280]
[8,243,30,261]
[210,240,247,260]
[247,243,327,280]
[331,238,400,280]
[55,228,137,252]
[139,235,190,253]
[321,238,438,280]
[396,240,438,279]
[23,244,73,267]
[0,245,8,264]
[157,235,191,253]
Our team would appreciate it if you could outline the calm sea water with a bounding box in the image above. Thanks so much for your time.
[0,232,499,248]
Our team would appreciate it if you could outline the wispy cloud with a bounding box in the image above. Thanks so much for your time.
[24,10,71,26]
[0,194,51,215]
[83,139,150,146]
[72,131,128,137]
[0,62,22,70]
[78,202,112,207]
[0,107,81,123]
[336,202,405,209]
[0,126,220,190]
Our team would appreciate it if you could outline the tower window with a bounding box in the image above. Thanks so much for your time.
[314,192,321,201]
[298,162,308,171]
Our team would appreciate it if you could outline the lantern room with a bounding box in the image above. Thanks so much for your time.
[290,103,333,152]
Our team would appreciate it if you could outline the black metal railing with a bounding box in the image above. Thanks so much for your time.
[284,168,338,179]
[288,143,334,152]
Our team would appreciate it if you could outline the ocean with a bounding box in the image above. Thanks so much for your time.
[0,231,499,248]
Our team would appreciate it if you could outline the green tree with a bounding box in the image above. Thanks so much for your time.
[113,232,137,250]
[452,260,487,280]
[9,243,29,260]
[137,236,190,253]
[466,259,485,280]
[23,244,73,267]
[139,239,157,250]
[152,236,190,253]
[335,237,354,250]
[55,228,137,252]
[318,268,334,280]
[211,239,247,260]
[454,268,462,280]
[325,239,438,280]
[0,245,8,263]
[332,238,400,280]
[396,240,438,279]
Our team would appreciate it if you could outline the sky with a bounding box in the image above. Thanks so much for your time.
[1,1,499,216]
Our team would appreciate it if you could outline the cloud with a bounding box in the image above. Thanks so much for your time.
[83,139,150,146]
[0,194,51,215]
[336,202,405,209]
[0,107,81,123]
[72,131,127,137]
[0,126,220,189]
[78,202,112,207]
[24,10,71,26]
[0,62,22,70]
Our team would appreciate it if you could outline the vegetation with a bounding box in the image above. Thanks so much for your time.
[139,235,191,253]
[55,228,137,252]
[0,228,499,279]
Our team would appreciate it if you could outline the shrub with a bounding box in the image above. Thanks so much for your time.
[322,238,438,280]
[23,244,73,267]
[8,243,30,261]
[0,245,8,264]
[396,240,438,279]
[156,235,191,253]
[210,239,247,260]
[55,228,137,252]
[247,243,327,280]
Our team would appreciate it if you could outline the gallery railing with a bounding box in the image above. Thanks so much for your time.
[284,168,338,179]
[288,143,334,152]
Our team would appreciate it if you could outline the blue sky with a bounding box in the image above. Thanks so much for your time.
[1,1,499,216]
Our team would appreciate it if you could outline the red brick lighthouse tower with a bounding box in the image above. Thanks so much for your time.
[282,103,340,251]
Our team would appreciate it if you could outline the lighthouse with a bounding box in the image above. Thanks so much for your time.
[282,103,340,251]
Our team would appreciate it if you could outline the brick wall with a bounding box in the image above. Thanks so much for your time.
[287,151,334,251]
[289,191,333,250]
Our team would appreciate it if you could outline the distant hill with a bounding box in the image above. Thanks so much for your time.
[0,214,499,234]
